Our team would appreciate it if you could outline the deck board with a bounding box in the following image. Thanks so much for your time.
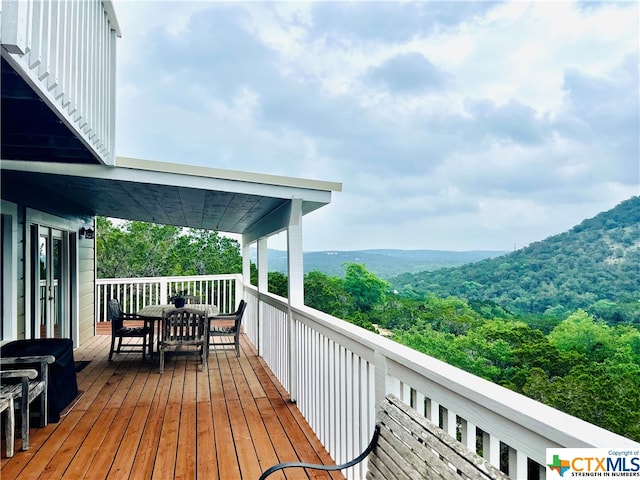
[1,334,342,480]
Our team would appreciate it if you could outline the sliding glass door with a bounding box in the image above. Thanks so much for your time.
[35,226,69,338]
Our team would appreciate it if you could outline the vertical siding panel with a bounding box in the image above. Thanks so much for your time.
[78,235,95,345]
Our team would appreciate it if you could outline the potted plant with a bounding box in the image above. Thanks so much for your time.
[169,290,187,308]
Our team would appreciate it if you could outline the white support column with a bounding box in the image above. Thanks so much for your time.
[287,198,304,306]
[257,237,268,293]
[287,198,303,402]
[159,278,168,305]
[257,238,268,357]
[242,241,254,347]
[242,242,251,290]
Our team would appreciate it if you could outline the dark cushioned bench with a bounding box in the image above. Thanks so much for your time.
[1,339,78,422]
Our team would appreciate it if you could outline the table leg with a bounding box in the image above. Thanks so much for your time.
[146,319,155,356]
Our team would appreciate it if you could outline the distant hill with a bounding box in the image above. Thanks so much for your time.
[256,249,507,278]
[389,196,640,315]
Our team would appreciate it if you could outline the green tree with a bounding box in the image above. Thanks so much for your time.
[268,271,289,298]
[96,217,241,278]
[524,362,640,440]
[343,263,389,313]
[96,217,131,278]
[548,310,615,362]
[304,270,351,318]
[172,229,242,275]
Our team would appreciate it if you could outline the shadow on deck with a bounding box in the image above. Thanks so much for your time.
[1,334,342,480]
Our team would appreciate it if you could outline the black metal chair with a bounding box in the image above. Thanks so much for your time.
[159,308,208,374]
[209,300,246,357]
[108,298,151,361]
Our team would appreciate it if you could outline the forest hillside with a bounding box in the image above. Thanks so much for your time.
[390,196,640,319]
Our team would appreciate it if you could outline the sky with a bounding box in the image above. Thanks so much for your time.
[113,0,639,252]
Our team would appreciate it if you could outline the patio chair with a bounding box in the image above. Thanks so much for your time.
[0,355,54,451]
[0,393,15,457]
[182,294,202,304]
[209,300,246,357]
[159,308,208,374]
[108,298,151,361]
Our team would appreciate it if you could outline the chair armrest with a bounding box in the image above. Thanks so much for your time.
[0,355,55,366]
[0,369,38,381]
[0,369,39,409]
[0,355,55,381]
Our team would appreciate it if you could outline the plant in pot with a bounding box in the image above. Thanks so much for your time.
[169,290,188,308]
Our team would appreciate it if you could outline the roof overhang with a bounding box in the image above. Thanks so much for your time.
[0,156,341,243]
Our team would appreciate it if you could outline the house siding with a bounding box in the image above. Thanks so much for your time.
[78,236,96,345]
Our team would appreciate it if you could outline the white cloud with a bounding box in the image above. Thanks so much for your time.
[113,0,639,251]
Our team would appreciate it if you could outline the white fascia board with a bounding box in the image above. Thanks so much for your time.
[1,159,338,204]
[116,156,342,193]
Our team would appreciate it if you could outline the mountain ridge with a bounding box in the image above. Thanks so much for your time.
[389,196,640,316]
[257,248,508,278]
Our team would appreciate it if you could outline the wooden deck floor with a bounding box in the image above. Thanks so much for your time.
[1,334,343,480]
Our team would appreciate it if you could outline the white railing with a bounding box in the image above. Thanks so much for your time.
[96,274,242,322]
[242,286,640,480]
[1,0,119,164]
[96,275,639,479]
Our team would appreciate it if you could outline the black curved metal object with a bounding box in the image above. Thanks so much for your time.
[258,424,380,480]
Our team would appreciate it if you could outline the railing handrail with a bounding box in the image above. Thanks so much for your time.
[96,273,242,284]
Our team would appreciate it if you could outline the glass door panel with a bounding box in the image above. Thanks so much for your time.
[36,227,68,338]
[39,232,48,337]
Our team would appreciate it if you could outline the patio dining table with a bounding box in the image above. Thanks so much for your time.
[136,304,219,356]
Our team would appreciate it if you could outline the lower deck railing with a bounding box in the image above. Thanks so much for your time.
[97,275,638,480]
[95,274,242,322]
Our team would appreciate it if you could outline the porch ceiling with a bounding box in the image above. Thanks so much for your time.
[0,157,341,240]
